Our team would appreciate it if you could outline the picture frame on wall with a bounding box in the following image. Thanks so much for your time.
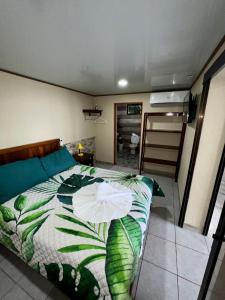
[127,104,142,115]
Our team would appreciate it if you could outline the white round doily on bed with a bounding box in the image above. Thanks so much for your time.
[72,182,133,223]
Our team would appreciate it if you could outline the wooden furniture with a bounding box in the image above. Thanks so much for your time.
[140,112,186,180]
[0,139,60,165]
[73,152,94,166]
[0,138,147,299]
[83,109,102,120]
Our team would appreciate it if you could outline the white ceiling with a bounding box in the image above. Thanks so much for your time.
[0,0,225,95]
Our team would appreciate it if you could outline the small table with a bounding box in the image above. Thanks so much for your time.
[73,152,94,166]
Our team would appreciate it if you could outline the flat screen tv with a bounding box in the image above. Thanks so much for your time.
[183,92,197,123]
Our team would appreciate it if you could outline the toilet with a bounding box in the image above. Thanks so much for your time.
[129,133,139,155]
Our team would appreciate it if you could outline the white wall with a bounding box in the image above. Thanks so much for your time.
[94,93,183,176]
[185,74,225,229]
[178,41,225,207]
[0,71,94,148]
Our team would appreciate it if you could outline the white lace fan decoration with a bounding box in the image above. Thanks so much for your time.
[72,182,134,223]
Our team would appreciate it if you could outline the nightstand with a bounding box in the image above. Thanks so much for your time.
[73,152,94,166]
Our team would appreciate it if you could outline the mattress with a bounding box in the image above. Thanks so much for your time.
[0,164,163,299]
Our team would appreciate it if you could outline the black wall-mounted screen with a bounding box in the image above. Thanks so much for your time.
[183,92,197,123]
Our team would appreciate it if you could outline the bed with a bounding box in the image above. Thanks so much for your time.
[0,139,164,299]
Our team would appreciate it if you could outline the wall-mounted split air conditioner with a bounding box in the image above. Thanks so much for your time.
[150,91,189,105]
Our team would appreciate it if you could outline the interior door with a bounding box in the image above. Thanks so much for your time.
[198,144,225,300]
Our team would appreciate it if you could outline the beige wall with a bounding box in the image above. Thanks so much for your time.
[0,71,94,149]
[178,41,225,208]
[94,94,183,175]
[184,74,225,229]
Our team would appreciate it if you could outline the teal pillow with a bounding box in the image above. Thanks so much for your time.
[0,157,49,204]
[40,146,77,177]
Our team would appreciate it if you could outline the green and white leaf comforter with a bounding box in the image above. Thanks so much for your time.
[0,165,164,299]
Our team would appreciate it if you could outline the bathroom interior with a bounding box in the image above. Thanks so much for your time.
[116,103,142,169]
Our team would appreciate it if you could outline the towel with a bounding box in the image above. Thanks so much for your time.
[72,182,134,223]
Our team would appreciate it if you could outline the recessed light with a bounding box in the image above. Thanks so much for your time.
[118,79,128,88]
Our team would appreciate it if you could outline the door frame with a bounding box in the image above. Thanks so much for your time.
[178,48,225,227]
[113,102,143,166]
[202,144,225,235]
[198,144,225,299]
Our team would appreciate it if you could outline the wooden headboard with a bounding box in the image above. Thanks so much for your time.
[0,139,60,165]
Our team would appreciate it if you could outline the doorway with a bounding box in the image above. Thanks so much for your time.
[174,48,225,299]
[178,48,225,228]
[114,103,142,169]
[201,67,225,237]
[198,144,225,299]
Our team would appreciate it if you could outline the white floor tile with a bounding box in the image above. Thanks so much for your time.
[152,196,174,210]
[18,268,53,300]
[178,277,200,300]
[0,254,27,282]
[177,244,208,285]
[0,269,14,298]
[176,226,209,254]
[2,285,32,300]
[135,261,178,300]
[144,234,177,274]
[151,202,174,220]
[149,212,175,242]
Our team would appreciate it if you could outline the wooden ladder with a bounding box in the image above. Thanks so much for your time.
[139,112,186,181]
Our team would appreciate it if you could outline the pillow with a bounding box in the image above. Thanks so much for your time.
[40,146,77,177]
[0,157,49,204]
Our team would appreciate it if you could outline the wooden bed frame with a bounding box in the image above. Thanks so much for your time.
[0,138,149,299]
[0,139,60,165]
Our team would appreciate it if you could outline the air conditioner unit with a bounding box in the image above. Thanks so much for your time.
[150,91,189,104]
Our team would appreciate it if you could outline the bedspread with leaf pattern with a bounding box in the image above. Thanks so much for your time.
[0,165,164,299]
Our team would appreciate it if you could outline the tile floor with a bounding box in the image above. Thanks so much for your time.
[0,164,216,299]
[117,149,139,169]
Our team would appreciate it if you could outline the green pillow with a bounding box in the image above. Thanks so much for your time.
[40,146,77,177]
[0,157,49,204]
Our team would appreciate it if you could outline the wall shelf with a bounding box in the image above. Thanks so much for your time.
[83,109,102,116]
[83,109,102,120]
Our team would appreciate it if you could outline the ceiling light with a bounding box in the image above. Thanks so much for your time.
[118,79,128,88]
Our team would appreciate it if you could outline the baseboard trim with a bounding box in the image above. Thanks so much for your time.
[143,168,175,178]
[95,160,114,166]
